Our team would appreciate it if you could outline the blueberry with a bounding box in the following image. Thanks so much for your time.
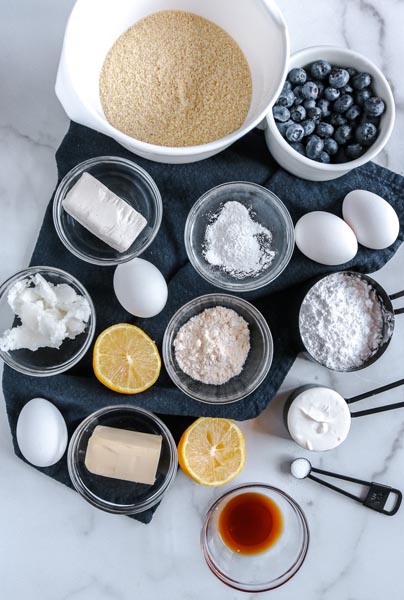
[307,106,322,121]
[290,141,306,155]
[288,68,307,85]
[273,106,291,122]
[276,119,294,137]
[364,96,385,117]
[316,121,334,138]
[323,138,339,155]
[330,113,348,127]
[334,124,353,145]
[293,85,305,105]
[306,134,324,160]
[352,72,372,90]
[310,60,332,80]
[319,151,331,163]
[345,143,365,160]
[361,114,380,126]
[315,81,325,97]
[341,84,354,95]
[334,94,354,113]
[302,81,319,100]
[301,119,316,136]
[355,122,378,145]
[286,123,305,142]
[329,68,350,88]
[324,87,340,102]
[282,80,292,93]
[277,90,295,107]
[303,99,316,110]
[355,89,371,106]
[291,105,306,122]
[346,105,361,121]
[317,98,331,117]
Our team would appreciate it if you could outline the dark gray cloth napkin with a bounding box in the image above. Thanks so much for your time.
[3,122,404,523]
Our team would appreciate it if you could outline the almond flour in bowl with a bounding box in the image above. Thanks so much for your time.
[99,10,252,147]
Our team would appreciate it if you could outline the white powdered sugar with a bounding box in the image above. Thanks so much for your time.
[203,201,275,279]
[299,273,386,371]
[173,306,250,385]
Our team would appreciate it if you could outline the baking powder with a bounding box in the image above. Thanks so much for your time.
[173,306,250,385]
[299,273,385,370]
[203,201,275,279]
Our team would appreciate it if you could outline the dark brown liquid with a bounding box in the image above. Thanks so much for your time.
[218,492,283,555]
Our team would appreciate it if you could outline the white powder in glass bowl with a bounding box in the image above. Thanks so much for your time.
[299,273,386,371]
[173,306,250,385]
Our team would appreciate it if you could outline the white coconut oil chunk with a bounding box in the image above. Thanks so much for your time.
[287,386,351,452]
[0,274,91,352]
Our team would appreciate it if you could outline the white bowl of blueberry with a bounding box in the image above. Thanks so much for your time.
[265,45,395,181]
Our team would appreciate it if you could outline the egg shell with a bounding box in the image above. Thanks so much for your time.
[16,398,68,467]
[113,258,168,318]
[342,190,400,250]
[295,211,358,266]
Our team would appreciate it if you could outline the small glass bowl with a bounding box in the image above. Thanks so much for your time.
[0,266,96,376]
[201,483,310,593]
[184,182,295,292]
[67,405,178,515]
[162,294,273,404]
[53,156,163,266]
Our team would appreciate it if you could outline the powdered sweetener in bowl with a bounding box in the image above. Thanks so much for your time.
[185,182,295,293]
[203,201,276,279]
[299,272,388,371]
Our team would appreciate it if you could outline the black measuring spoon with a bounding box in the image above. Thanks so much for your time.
[290,458,402,516]
[285,378,404,451]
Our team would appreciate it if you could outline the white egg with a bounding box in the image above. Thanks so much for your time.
[342,190,400,250]
[295,211,358,266]
[16,398,68,467]
[113,258,168,318]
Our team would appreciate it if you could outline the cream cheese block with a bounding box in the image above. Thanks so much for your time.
[63,172,147,253]
[85,425,162,485]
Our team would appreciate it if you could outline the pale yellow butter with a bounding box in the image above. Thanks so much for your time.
[85,425,162,485]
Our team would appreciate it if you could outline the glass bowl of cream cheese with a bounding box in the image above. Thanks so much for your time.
[0,266,96,376]
[53,156,163,266]
[184,182,295,292]
[68,405,177,515]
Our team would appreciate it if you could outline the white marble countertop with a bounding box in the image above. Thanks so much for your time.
[1,1,404,598]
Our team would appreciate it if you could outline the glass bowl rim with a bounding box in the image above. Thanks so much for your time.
[53,155,163,266]
[0,265,96,376]
[184,181,295,292]
[67,404,178,515]
[162,293,273,404]
[200,482,310,593]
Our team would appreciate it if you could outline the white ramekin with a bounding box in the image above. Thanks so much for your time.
[55,0,289,164]
[265,46,395,181]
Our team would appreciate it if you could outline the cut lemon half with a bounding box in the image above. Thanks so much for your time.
[178,417,246,486]
[93,323,161,394]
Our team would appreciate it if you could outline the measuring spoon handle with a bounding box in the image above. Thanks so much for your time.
[346,377,404,405]
[390,289,404,315]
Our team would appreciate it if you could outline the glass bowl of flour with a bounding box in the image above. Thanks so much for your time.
[162,293,273,404]
[184,182,294,292]
[0,266,96,376]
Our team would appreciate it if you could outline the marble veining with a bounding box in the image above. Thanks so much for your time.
[1,1,404,599]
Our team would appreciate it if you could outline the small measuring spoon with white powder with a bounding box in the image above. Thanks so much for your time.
[290,458,402,516]
[285,379,404,452]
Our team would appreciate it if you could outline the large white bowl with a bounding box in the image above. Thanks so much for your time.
[265,46,395,181]
[56,0,289,164]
